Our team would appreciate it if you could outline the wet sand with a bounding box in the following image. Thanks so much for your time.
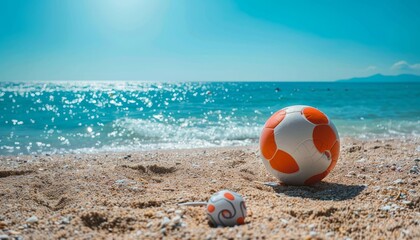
[0,138,419,239]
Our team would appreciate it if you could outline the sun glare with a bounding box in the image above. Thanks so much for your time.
[92,0,163,31]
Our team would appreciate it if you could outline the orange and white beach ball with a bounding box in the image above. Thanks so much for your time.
[260,105,340,185]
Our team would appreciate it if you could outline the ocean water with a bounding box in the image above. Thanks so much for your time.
[0,81,419,155]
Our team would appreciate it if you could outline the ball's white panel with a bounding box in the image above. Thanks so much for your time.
[292,139,331,179]
[283,105,308,114]
[273,111,315,154]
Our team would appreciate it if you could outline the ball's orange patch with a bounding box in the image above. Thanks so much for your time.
[207,204,215,213]
[269,149,299,173]
[313,125,337,153]
[260,128,277,160]
[304,140,340,185]
[302,107,328,125]
[265,110,286,128]
[222,210,231,218]
[236,217,245,225]
[224,192,235,201]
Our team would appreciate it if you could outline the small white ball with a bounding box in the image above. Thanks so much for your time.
[206,190,247,227]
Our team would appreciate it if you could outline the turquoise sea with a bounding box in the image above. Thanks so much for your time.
[0,81,419,155]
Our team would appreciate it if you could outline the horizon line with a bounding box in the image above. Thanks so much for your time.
[1,73,420,83]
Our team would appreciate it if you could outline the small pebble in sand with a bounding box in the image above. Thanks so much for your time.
[381,205,391,211]
[26,216,38,223]
[393,179,404,184]
[115,179,126,185]
[308,224,316,230]
[0,235,9,240]
[60,217,70,225]
[409,165,419,174]
[128,186,141,192]
[172,216,181,225]
[7,230,20,235]
[174,210,184,216]
[156,211,164,218]
[161,217,170,228]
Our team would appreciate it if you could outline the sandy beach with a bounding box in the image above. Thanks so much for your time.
[0,137,419,239]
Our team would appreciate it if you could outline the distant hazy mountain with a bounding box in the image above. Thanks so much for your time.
[337,74,420,83]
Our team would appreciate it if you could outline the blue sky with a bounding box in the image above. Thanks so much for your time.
[0,0,419,81]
